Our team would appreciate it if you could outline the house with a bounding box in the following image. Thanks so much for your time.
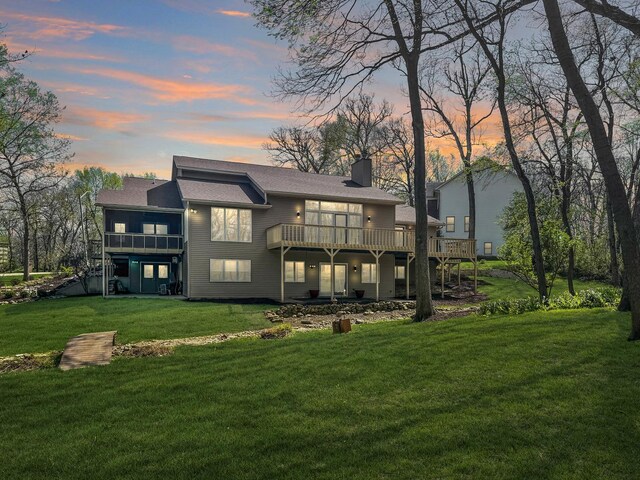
[97,155,474,301]
[428,166,523,257]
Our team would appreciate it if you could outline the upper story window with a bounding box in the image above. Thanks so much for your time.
[211,207,252,242]
[114,222,126,233]
[464,216,470,233]
[446,216,455,233]
[143,223,168,235]
[304,200,363,227]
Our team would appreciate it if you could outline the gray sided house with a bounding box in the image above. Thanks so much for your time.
[429,168,523,257]
[97,155,472,302]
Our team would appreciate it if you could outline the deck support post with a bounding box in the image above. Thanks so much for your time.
[280,245,291,303]
[368,249,385,302]
[458,262,461,286]
[473,259,478,294]
[406,253,415,300]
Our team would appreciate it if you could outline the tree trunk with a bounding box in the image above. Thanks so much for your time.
[407,59,435,321]
[466,169,476,240]
[21,217,30,281]
[544,0,640,340]
[605,196,620,286]
[560,191,575,295]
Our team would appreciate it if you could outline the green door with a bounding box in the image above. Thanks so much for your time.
[141,263,170,294]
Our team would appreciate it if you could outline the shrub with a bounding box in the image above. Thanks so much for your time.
[10,278,21,286]
[478,287,621,316]
[260,323,292,339]
[3,289,14,299]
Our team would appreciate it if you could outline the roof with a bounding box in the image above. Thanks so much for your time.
[173,155,402,204]
[177,178,265,206]
[96,177,183,210]
[426,181,443,198]
[395,204,444,226]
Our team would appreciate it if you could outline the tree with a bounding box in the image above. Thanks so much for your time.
[250,0,445,319]
[0,68,71,280]
[420,40,494,240]
[500,193,575,297]
[453,0,549,301]
[73,167,123,242]
[542,0,640,340]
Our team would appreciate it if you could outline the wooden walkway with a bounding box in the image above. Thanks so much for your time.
[59,331,117,371]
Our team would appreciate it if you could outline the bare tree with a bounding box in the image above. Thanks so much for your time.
[420,40,494,240]
[453,0,549,301]
[543,0,640,340]
[250,0,449,319]
[384,118,416,205]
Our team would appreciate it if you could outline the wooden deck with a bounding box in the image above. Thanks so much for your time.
[59,331,117,371]
[266,223,476,259]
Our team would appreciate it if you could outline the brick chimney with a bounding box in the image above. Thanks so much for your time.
[351,153,372,187]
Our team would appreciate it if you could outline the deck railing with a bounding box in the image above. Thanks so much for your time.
[104,233,183,253]
[267,223,415,251]
[267,223,476,258]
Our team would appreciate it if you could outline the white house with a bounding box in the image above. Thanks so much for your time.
[429,167,523,257]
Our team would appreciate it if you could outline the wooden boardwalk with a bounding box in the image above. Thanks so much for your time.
[59,331,117,371]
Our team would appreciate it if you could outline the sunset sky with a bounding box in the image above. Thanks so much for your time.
[1,0,503,178]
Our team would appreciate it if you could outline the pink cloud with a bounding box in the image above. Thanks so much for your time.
[64,106,150,132]
[172,35,257,60]
[216,9,251,18]
[71,66,257,104]
[0,10,126,41]
[167,131,268,149]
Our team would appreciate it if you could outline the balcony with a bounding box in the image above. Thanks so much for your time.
[266,223,476,259]
[267,223,414,252]
[104,233,184,254]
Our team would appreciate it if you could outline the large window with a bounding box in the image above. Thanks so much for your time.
[394,265,406,280]
[114,222,126,233]
[361,263,377,283]
[285,261,305,283]
[464,216,470,233]
[210,259,251,282]
[484,242,493,256]
[446,216,455,233]
[305,200,363,244]
[143,223,168,235]
[211,207,252,242]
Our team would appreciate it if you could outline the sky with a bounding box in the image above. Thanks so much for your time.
[0,0,504,179]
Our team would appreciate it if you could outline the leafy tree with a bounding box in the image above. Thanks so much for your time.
[0,68,70,280]
[499,193,575,297]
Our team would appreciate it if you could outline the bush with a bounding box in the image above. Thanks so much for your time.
[478,287,621,316]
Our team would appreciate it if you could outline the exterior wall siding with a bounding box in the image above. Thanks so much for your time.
[438,172,522,256]
[187,194,398,300]
[104,209,182,234]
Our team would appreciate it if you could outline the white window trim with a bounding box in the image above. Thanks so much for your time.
[484,242,493,256]
[361,263,378,284]
[446,216,455,233]
[211,207,252,243]
[464,216,470,233]
[209,259,252,283]
[395,265,406,280]
[285,261,305,283]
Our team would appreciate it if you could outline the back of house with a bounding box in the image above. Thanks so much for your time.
[97,155,447,302]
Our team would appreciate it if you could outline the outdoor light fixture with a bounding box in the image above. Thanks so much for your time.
[353,265,357,271]
[367,216,371,223]
[309,264,316,269]
[189,208,198,214]
[296,210,301,218]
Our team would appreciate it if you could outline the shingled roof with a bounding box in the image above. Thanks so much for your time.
[96,177,183,210]
[177,178,266,206]
[173,155,403,204]
[395,204,444,226]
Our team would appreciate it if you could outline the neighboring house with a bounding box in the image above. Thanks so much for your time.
[0,237,8,267]
[428,167,523,257]
[97,155,469,302]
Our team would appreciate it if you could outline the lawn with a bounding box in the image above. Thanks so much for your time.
[0,273,52,286]
[477,275,607,299]
[0,297,272,356]
[1,308,639,479]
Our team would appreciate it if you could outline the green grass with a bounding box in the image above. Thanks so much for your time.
[1,309,639,479]
[0,297,272,356]
[0,273,51,286]
[477,275,607,300]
